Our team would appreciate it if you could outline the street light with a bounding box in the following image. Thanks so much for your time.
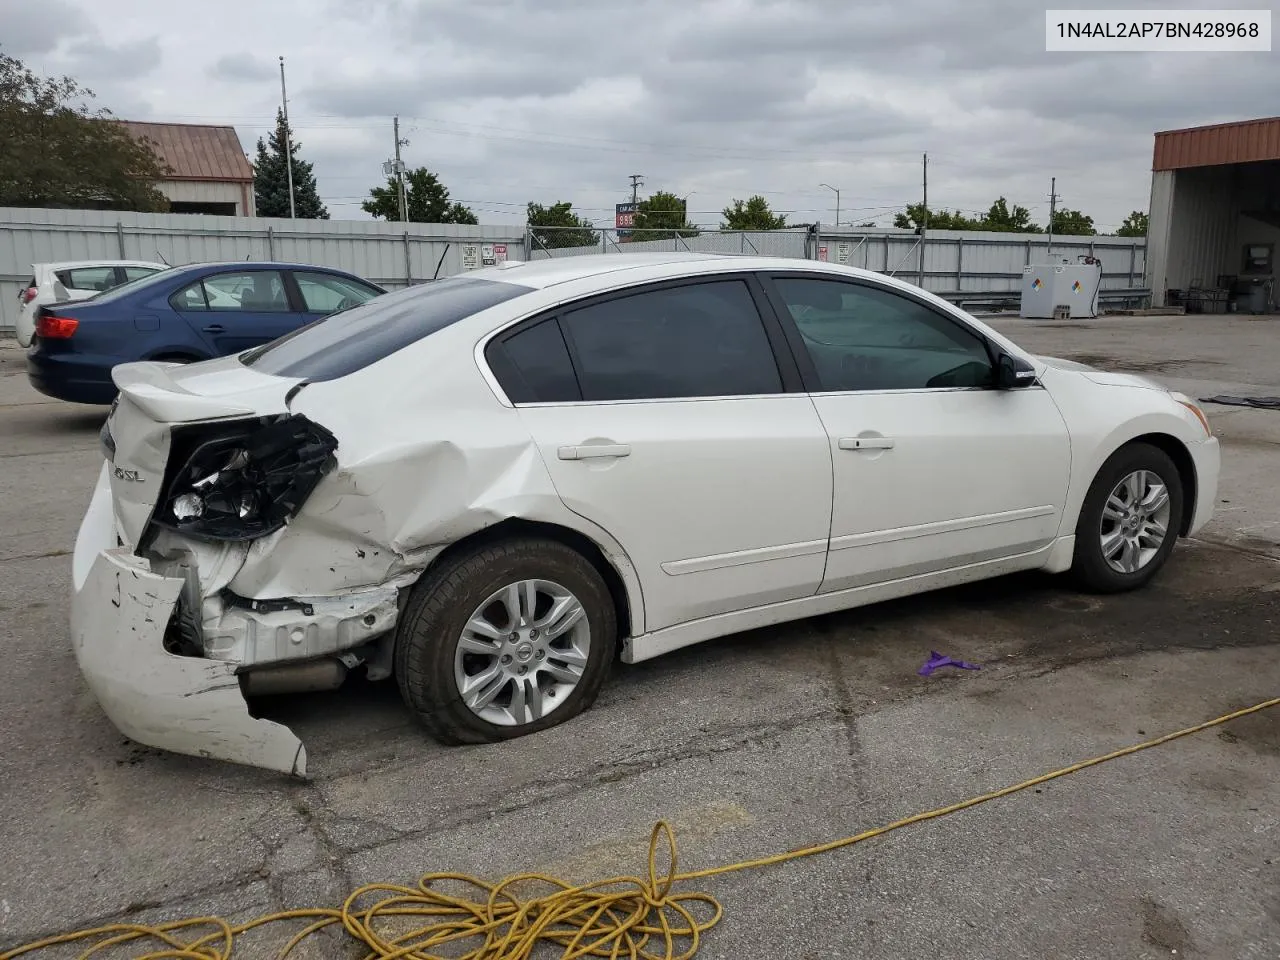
[819,183,840,228]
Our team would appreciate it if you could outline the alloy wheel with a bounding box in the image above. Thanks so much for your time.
[453,579,591,726]
[1099,469,1173,574]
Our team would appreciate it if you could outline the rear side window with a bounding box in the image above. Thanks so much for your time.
[123,266,161,282]
[56,267,117,292]
[489,319,581,403]
[558,280,783,401]
[241,276,532,381]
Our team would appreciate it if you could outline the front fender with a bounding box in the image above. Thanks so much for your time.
[1041,369,1210,536]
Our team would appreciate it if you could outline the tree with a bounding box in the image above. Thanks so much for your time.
[856,221,877,228]
[0,52,170,211]
[631,190,699,238]
[979,196,1039,233]
[527,201,597,249]
[253,109,328,219]
[1116,210,1148,237]
[893,204,978,231]
[362,166,476,224]
[720,195,787,230]
[1049,208,1096,236]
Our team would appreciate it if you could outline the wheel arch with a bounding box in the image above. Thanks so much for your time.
[422,517,640,642]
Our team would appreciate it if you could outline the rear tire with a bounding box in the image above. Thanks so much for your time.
[1071,442,1184,593]
[394,538,617,745]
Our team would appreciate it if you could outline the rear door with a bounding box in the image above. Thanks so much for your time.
[485,275,835,633]
[170,269,299,355]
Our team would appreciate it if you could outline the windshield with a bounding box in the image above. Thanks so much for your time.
[85,266,178,302]
[240,276,533,381]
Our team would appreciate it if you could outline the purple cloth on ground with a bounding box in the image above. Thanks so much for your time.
[917,650,982,677]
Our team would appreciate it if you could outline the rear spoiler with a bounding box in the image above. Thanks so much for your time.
[112,360,298,424]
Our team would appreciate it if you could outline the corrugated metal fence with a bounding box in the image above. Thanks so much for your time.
[0,207,527,332]
[530,225,1147,305]
[0,207,1149,332]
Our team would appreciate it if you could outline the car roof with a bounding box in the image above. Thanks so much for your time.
[465,252,883,291]
[34,260,166,271]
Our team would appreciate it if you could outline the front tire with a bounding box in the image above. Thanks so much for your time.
[394,538,617,745]
[1071,442,1184,593]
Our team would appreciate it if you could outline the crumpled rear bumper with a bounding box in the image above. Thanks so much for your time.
[70,463,307,776]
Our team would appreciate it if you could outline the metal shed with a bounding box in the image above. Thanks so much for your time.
[119,122,257,217]
[1145,116,1280,313]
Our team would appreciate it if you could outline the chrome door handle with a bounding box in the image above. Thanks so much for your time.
[558,444,631,460]
[838,437,895,451]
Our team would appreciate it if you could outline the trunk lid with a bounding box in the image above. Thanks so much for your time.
[105,358,305,546]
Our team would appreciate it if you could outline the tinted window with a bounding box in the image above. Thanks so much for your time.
[491,319,580,403]
[123,266,162,282]
[57,267,117,291]
[241,276,532,381]
[204,271,291,312]
[560,281,783,401]
[772,277,994,392]
[295,271,382,313]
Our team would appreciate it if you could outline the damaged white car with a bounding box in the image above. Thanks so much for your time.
[71,253,1220,775]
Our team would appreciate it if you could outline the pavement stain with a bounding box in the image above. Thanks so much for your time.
[1141,897,1195,956]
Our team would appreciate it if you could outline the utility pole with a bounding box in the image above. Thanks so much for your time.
[393,117,409,223]
[918,152,928,288]
[629,174,644,205]
[819,183,840,228]
[1047,177,1059,259]
[278,56,296,219]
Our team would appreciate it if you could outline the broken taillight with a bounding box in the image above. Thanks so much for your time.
[153,415,339,542]
[36,314,79,339]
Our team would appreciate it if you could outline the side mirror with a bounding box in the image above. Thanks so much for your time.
[995,351,1038,390]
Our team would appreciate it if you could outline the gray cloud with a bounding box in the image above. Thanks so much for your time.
[0,0,88,55]
[209,52,277,83]
[65,37,162,82]
[10,0,1277,232]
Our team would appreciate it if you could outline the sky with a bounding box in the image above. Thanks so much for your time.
[4,0,1277,232]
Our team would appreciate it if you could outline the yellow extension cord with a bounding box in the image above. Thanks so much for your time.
[3,695,1277,960]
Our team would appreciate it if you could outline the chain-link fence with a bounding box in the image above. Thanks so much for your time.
[526,225,816,260]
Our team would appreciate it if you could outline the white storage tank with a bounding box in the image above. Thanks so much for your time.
[1020,257,1103,319]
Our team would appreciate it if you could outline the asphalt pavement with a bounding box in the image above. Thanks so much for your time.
[1,313,1277,959]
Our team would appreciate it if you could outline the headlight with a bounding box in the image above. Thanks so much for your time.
[153,415,338,541]
[1169,391,1212,437]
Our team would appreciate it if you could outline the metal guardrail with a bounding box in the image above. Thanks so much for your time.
[943,287,1153,311]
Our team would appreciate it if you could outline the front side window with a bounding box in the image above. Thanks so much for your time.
[203,271,291,312]
[771,277,994,392]
[558,280,783,402]
[294,272,382,314]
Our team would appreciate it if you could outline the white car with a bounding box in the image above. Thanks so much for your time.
[15,260,168,347]
[71,253,1220,775]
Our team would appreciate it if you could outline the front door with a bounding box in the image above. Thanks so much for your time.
[486,277,835,633]
[762,273,1072,593]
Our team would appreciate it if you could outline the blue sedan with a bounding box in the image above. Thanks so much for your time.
[26,261,386,405]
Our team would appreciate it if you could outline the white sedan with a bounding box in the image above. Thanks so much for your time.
[71,253,1220,775]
